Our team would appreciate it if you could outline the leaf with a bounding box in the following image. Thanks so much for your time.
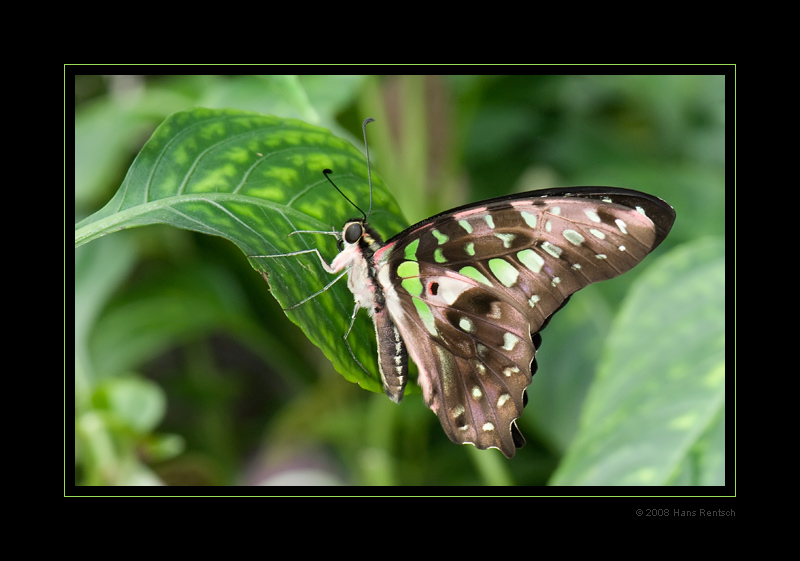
[550,237,725,485]
[75,108,409,394]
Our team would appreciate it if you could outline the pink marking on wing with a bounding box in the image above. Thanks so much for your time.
[452,207,488,219]
[373,241,396,262]
[408,224,431,237]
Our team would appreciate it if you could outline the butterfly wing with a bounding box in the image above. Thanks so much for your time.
[375,187,675,458]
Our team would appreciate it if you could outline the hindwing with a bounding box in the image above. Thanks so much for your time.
[375,187,675,458]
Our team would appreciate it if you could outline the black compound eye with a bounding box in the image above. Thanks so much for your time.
[344,222,363,245]
[336,237,344,251]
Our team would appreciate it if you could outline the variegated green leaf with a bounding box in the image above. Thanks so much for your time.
[75,108,408,393]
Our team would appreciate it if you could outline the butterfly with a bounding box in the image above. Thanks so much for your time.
[257,119,676,458]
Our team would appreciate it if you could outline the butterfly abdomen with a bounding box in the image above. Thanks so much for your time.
[374,307,408,403]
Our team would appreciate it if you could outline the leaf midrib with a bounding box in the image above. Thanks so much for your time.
[74,192,330,248]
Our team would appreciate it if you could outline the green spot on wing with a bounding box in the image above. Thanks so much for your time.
[521,211,537,229]
[413,299,438,336]
[432,229,449,245]
[495,232,516,248]
[563,229,585,246]
[518,248,544,273]
[397,261,420,278]
[489,258,519,287]
[402,278,423,297]
[459,266,492,287]
[404,238,420,261]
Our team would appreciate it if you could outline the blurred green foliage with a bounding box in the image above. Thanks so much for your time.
[73,74,726,487]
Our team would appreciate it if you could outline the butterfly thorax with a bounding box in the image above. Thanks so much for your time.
[331,219,385,314]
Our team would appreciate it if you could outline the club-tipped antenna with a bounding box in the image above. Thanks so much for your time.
[362,118,375,218]
[323,169,367,221]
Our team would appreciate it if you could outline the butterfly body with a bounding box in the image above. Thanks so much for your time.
[330,220,410,403]
[320,186,675,458]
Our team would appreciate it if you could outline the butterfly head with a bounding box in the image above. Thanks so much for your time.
[336,219,384,257]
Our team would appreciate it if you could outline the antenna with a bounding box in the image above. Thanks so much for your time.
[362,117,375,217]
[323,169,367,220]
[321,118,376,222]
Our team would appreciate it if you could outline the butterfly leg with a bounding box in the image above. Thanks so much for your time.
[343,302,372,377]
[251,248,347,310]
[283,270,348,310]
[251,248,338,274]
